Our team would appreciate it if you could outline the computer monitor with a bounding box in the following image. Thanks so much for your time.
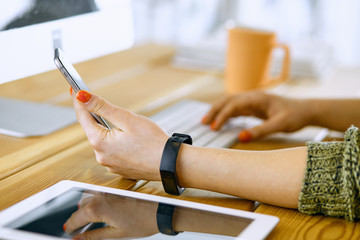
[0,0,134,137]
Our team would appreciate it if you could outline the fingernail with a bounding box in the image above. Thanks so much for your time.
[63,223,67,231]
[210,121,217,130]
[201,115,207,124]
[238,130,252,143]
[76,90,92,103]
[69,87,73,96]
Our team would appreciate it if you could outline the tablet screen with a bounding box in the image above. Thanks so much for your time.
[5,188,253,239]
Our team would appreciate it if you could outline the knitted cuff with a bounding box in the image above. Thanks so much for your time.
[299,127,360,221]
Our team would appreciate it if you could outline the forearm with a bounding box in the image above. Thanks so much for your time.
[177,145,307,208]
[173,206,246,236]
[305,99,360,131]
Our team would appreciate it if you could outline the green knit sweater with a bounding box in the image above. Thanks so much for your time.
[299,126,360,221]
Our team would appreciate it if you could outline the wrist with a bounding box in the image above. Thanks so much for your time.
[175,144,232,194]
[175,144,193,189]
[302,99,322,127]
[176,144,209,190]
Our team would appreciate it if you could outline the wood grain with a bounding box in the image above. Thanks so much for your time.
[255,204,360,240]
[0,124,85,180]
[0,44,175,103]
[0,140,136,211]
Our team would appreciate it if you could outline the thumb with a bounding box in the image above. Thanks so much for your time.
[238,117,283,142]
[75,90,133,131]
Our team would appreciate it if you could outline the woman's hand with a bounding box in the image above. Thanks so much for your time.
[202,91,311,142]
[71,90,308,210]
[64,193,159,240]
[72,90,169,181]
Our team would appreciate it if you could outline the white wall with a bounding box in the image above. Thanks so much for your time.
[131,0,360,67]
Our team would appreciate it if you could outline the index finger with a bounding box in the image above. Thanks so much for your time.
[202,96,231,124]
[64,207,93,233]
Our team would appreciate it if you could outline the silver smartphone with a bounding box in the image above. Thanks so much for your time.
[54,48,110,129]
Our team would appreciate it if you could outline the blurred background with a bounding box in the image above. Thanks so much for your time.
[0,0,357,136]
[131,0,360,79]
[1,0,360,81]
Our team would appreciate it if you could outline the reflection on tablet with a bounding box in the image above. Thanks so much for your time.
[6,188,253,239]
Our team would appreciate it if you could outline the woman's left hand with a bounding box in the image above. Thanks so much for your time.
[72,90,169,181]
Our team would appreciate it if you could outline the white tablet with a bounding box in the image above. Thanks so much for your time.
[0,180,279,240]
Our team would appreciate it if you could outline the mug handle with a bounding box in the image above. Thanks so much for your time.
[261,43,290,87]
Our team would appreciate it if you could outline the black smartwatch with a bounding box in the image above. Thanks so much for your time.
[160,133,192,195]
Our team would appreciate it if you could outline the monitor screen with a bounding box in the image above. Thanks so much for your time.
[0,0,134,84]
[1,0,98,30]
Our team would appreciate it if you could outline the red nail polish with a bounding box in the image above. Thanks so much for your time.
[76,90,92,103]
[238,130,252,143]
[201,115,207,124]
[210,121,217,130]
[69,87,73,96]
[63,223,67,231]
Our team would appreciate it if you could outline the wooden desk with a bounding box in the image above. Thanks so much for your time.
[0,44,359,239]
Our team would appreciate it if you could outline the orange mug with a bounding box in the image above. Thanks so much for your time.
[225,27,290,93]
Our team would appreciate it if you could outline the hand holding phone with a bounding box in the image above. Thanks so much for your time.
[54,48,110,129]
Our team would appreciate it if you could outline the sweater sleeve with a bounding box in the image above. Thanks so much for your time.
[298,126,360,221]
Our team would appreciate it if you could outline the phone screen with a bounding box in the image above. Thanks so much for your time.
[54,48,110,129]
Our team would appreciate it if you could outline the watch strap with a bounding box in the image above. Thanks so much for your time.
[160,133,192,195]
[156,203,179,235]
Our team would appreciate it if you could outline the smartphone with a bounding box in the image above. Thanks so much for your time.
[54,48,110,129]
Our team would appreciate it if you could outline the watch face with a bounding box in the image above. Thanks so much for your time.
[172,133,192,145]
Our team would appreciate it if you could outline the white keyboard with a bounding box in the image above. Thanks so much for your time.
[150,100,262,148]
